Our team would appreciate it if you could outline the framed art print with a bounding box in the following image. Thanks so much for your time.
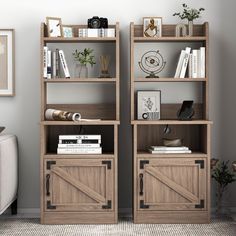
[0,29,14,96]
[62,25,74,38]
[137,90,161,120]
[143,17,162,37]
[46,17,62,37]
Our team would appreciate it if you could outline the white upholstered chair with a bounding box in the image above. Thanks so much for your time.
[0,134,18,215]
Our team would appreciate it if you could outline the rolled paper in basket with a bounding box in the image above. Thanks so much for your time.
[45,109,81,121]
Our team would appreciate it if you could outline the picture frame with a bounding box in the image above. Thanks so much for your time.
[46,17,62,37]
[143,17,162,37]
[62,25,74,38]
[0,29,15,96]
[137,90,161,120]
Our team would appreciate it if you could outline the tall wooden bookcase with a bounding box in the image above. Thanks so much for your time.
[40,23,120,224]
[130,22,212,223]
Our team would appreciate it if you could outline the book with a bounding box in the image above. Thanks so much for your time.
[192,49,198,78]
[55,49,60,78]
[150,146,189,151]
[174,50,186,78]
[57,147,102,154]
[43,46,48,78]
[200,47,205,78]
[47,50,52,79]
[59,50,70,78]
[52,51,56,78]
[78,28,116,38]
[59,139,101,144]
[59,135,101,140]
[58,143,100,148]
[148,149,192,154]
[180,47,191,78]
[188,53,193,78]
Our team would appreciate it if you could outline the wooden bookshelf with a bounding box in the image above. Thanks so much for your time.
[40,23,120,224]
[130,22,212,224]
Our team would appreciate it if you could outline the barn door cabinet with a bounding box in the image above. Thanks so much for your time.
[130,23,212,223]
[40,23,120,224]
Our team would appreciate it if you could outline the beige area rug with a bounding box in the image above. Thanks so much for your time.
[0,218,235,236]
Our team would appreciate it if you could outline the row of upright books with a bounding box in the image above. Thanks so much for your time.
[174,47,205,78]
[148,146,192,154]
[78,28,115,38]
[57,135,102,154]
[43,47,70,79]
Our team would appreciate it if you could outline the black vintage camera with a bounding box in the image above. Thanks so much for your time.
[88,16,108,28]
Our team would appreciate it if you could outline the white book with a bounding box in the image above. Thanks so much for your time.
[59,50,70,78]
[59,135,101,140]
[47,50,52,79]
[200,47,205,78]
[57,147,102,154]
[174,50,186,78]
[59,139,101,144]
[180,47,191,78]
[87,29,99,37]
[192,50,198,78]
[188,53,193,78]
[150,146,189,151]
[43,46,48,78]
[105,29,115,37]
[58,143,100,148]
[52,51,56,78]
[149,149,192,154]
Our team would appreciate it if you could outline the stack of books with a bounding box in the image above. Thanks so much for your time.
[174,47,205,78]
[148,146,192,154]
[43,47,70,79]
[78,28,115,38]
[57,135,102,154]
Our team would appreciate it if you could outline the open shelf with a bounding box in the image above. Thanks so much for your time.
[44,153,115,159]
[137,151,207,158]
[132,120,212,125]
[43,78,117,83]
[133,36,207,42]
[134,78,207,82]
[41,120,120,125]
[43,37,117,43]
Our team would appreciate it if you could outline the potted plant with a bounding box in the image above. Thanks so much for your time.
[211,160,236,215]
[72,48,96,78]
[173,3,205,36]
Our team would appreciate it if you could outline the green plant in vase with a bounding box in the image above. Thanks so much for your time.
[211,160,236,215]
[73,48,96,78]
[173,3,205,36]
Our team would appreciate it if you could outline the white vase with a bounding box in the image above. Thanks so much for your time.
[188,21,193,37]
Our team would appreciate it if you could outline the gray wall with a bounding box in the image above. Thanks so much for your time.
[0,0,233,212]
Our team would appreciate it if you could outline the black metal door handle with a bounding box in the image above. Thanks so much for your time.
[46,174,50,196]
[139,173,143,196]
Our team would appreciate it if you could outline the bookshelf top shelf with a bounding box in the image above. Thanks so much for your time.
[131,120,213,125]
[131,22,208,39]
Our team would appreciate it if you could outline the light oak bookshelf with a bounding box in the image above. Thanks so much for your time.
[40,22,120,224]
[130,22,212,223]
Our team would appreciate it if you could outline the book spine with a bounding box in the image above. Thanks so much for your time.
[59,135,101,140]
[200,47,205,78]
[57,148,102,154]
[151,146,189,151]
[149,149,192,154]
[58,143,100,148]
[188,53,193,78]
[55,49,60,78]
[197,49,201,78]
[43,46,48,78]
[174,50,185,78]
[180,47,191,78]
[59,139,101,144]
[47,50,52,79]
[52,51,56,78]
[59,50,70,78]
[192,50,198,78]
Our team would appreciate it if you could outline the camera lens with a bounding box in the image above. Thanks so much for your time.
[92,19,100,28]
